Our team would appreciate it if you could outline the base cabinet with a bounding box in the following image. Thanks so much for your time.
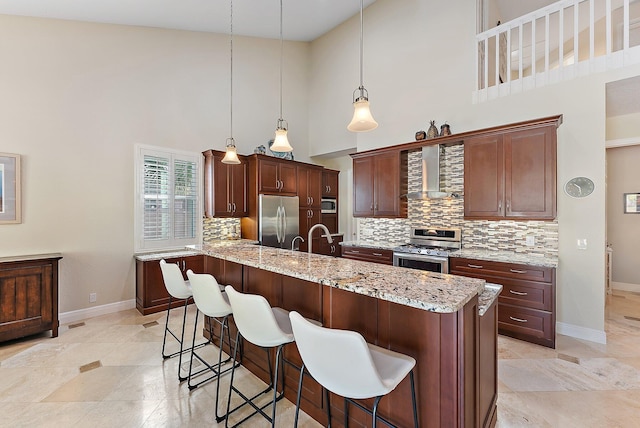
[0,254,62,342]
[450,257,556,348]
[135,254,203,315]
[341,246,393,265]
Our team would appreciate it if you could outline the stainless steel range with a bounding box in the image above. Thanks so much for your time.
[393,228,461,274]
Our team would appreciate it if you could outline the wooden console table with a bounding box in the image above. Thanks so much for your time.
[0,253,62,342]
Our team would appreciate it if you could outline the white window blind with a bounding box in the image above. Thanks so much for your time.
[135,146,201,251]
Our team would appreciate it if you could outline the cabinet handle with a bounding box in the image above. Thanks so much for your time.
[182,260,185,271]
[331,245,335,253]
[326,185,330,193]
[509,290,528,296]
[509,316,528,323]
[498,200,502,211]
[228,202,232,213]
[510,269,528,274]
[310,196,314,205]
[370,204,374,211]
[280,180,284,190]
[232,203,237,213]
[350,250,360,253]
[372,252,383,256]
[467,264,484,269]
[507,200,511,211]
[374,203,378,210]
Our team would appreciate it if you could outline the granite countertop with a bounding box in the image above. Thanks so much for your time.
[478,283,502,316]
[135,239,259,261]
[340,240,399,251]
[450,249,558,268]
[193,241,486,314]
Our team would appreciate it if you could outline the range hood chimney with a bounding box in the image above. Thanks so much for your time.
[405,145,457,199]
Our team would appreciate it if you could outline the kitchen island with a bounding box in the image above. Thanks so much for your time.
[192,241,500,427]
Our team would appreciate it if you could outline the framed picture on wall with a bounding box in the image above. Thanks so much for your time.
[0,153,21,224]
[624,193,640,214]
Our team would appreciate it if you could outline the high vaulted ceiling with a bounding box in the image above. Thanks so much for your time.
[0,0,377,42]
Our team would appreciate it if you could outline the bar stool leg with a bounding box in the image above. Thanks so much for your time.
[294,364,305,427]
[325,388,332,428]
[161,295,174,359]
[410,370,418,428]
[371,396,382,428]
[344,398,349,428]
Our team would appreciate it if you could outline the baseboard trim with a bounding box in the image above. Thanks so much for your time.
[611,281,640,293]
[556,321,607,344]
[59,299,137,325]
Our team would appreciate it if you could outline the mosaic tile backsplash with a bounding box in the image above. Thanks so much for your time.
[203,217,241,242]
[359,144,559,256]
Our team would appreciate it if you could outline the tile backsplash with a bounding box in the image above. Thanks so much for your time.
[359,144,558,256]
[203,217,241,242]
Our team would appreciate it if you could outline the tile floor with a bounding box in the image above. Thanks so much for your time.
[1,291,639,427]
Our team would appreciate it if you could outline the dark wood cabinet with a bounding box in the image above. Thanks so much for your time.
[341,245,394,265]
[258,157,297,195]
[321,213,338,235]
[135,254,203,315]
[351,150,407,218]
[298,208,322,252]
[203,149,248,217]
[450,257,556,348]
[322,169,339,198]
[317,234,343,257]
[464,125,557,220]
[0,254,62,342]
[297,165,322,208]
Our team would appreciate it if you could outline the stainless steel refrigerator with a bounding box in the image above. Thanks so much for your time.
[258,194,299,249]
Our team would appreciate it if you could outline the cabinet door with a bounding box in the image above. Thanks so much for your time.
[321,213,338,234]
[353,156,375,217]
[229,161,248,216]
[299,208,322,248]
[258,158,281,193]
[212,154,232,216]
[373,151,401,216]
[504,127,556,219]
[278,162,298,194]
[323,170,339,198]
[307,167,322,208]
[464,134,504,219]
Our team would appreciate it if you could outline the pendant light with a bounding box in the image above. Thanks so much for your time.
[270,0,293,152]
[347,0,378,132]
[222,0,241,164]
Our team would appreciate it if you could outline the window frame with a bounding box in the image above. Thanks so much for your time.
[134,144,202,252]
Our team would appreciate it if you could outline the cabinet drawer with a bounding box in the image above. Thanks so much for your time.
[499,281,552,311]
[498,304,554,346]
[341,246,393,265]
[450,257,553,283]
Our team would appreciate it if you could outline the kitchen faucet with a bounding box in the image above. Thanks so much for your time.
[291,235,304,251]
[307,224,333,254]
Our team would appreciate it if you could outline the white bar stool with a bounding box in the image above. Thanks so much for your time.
[159,259,205,381]
[186,270,238,423]
[289,311,419,428]
[223,285,302,428]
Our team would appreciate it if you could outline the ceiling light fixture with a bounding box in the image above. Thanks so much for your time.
[221,0,241,165]
[347,0,378,132]
[270,0,293,152]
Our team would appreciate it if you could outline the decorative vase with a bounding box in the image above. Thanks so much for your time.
[440,123,451,136]
[426,120,439,138]
[415,130,426,141]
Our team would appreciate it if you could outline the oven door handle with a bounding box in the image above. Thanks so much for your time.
[393,252,449,273]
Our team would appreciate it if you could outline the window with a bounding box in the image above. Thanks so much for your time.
[135,145,201,251]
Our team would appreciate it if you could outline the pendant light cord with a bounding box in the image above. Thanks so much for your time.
[279,0,284,121]
[230,0,234,139]
[359,0,364,89]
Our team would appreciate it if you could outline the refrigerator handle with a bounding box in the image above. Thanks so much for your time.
[276,206,283,244]
[282,205,287,243]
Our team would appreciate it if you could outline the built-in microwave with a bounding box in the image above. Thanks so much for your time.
[321,198,337,213]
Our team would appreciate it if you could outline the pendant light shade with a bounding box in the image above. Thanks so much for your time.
[348,0,377,132]
[222,0,241,165]
[272,0,293,153]
[222,138,241,164]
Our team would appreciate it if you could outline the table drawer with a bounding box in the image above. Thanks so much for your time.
[498,304,554,347]
[450,257,553,283]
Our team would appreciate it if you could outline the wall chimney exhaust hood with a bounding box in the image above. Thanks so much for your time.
[404,145,460,200]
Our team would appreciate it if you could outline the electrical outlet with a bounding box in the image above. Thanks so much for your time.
[89,293,97,303]
[577,239,588,250]
[525,236,535,246]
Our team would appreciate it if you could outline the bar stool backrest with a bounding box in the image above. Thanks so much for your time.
[289,311,388,399]
[159,259,192,300]
[186,270,232,318]
[225,286,294,348]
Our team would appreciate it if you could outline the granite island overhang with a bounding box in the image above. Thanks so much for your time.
[190,241,500,427]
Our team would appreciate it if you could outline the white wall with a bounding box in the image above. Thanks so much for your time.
[308,0,640,341]
[0,15,310,312]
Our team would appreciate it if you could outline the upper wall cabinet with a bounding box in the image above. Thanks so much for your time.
[298,164,323,208]
[322,169,339,198]
[258,157,297,195]
[203,150,248,218]
[464,125,557,220]
[351,150,408,218]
